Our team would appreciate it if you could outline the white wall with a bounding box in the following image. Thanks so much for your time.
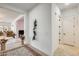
[0,22,11,31]
[29,3,52,55]
[51,4,61,55]
[61,7,79,47]
[0,22,11,26]
[24,12,30,44]
[11,22,16,33]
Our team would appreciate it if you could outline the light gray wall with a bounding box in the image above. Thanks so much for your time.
[61,7,79,47]
[24,12,30,44]
[29,3,52,55]
[51,4,61,55]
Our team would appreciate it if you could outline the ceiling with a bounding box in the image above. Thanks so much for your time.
[4,3,39,12]
[0,3,79,23]
[0,3,38,23]
[56,3,79,11]
[0,7,20,23]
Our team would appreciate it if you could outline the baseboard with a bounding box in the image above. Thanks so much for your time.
[26,44,48,56]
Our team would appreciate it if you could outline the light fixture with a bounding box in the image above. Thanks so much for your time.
[65,3,70,6]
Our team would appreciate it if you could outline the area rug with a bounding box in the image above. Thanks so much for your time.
[0,46,34,56]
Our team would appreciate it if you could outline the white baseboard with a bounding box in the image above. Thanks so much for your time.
[27,44,48,56]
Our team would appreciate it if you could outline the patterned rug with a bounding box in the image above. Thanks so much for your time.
[0,46,41,56]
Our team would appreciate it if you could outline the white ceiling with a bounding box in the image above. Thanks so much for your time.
[0,3,39,23]
[4,3,39,12]
[56,3,79,11]
[0,7,20,23]
[0,3,79,23]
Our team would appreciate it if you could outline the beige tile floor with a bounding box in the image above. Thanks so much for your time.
[54,44,79,56]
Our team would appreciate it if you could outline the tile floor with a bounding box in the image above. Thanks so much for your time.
[54,44,79,56]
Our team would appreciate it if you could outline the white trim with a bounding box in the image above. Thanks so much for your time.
[27,44,48,56]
